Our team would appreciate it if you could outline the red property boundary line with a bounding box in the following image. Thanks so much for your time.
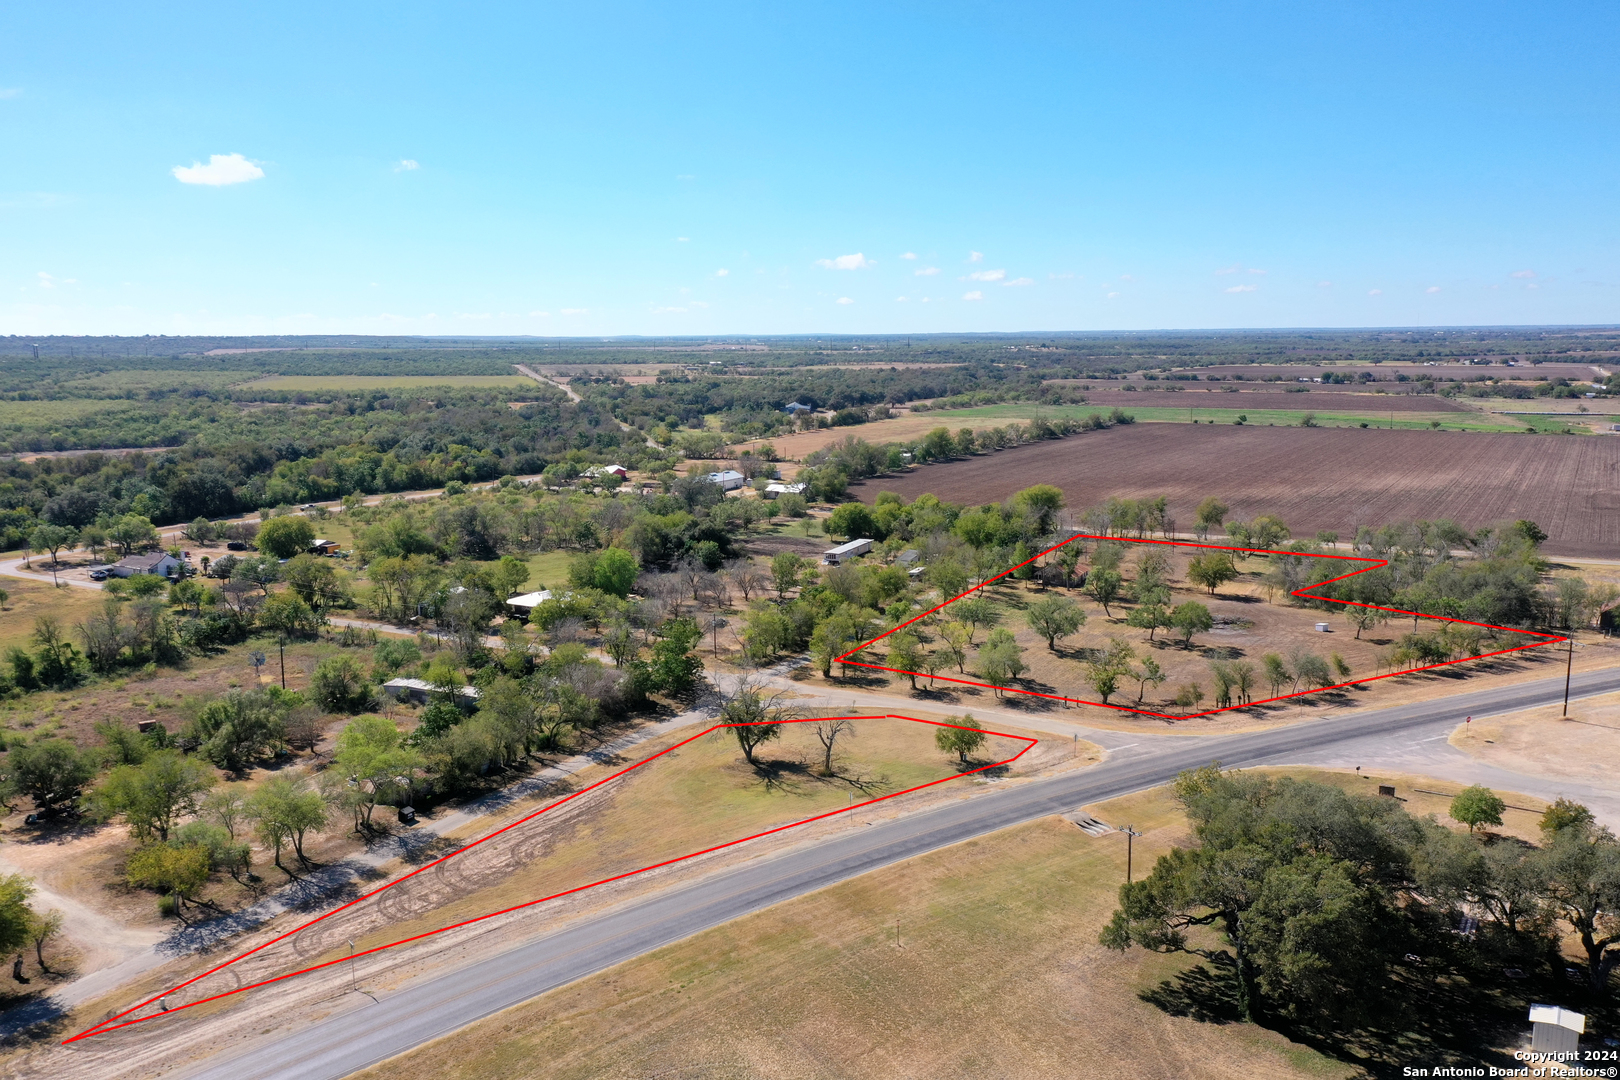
[837,533,1566,721]
[66,715,1036,1045]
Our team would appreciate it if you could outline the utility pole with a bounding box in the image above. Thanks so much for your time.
[1122,825,1142,883]
[1563,633,1574,716]
[349,939,356,991]
[279,636,287,690]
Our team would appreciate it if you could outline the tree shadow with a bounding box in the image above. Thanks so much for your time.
[1139,952,1244,1023]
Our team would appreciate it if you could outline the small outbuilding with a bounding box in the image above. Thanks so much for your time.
[311,539,341,555]
[763,482,807,499]
[783,401,812,414]
[111,552,181,579]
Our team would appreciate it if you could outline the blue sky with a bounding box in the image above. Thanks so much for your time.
[3,2,1617,336]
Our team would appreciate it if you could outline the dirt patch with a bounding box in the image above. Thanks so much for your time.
[1449,690,1620,787]
[853,424,1620,558]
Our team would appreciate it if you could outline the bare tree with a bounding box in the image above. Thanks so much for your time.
[718,672,799,766]
[813,718,856,776]
[729,561,768,603]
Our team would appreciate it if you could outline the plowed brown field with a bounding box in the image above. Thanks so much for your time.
[854,425,1620,558]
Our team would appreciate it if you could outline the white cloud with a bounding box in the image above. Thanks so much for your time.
[0,89,20,99]
[1003,277,1034,287]
[920,297,932,303]
[1106,291,1120,299]
[36,272,75,289]
[962,291,983,301]
[1368,289,1382,296]
[1426,286,1441,294]
[968,251,984,262]
[715,268,729,277]
[676,237,690,242]
[652,306,687,313]
[836,297,854,305]
[1317,281,1332,288]
[456,312,492,320]
[915,266,940,276]
[172,153,265,186]
[1215,264,1241,275]
[967,268,1006,282]
[895,296,908,302]
[394,159,419,172]
[1224,284,1257,293]
[561,308,587,315]
[529,310,551,317]
[1120,274,1134,281]
[816,253,871,270]
[899,252,917,260]
[1511,269,1536,279]
[1527,283,1540,290]
[1248,268,1267,275]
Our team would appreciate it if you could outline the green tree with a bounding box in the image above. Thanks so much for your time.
[934,714,987,763]
[1450,785,1505,835]
[311,655,374,713]
[283,554,345,609]
[1193,498,1229,539]
[1538,824,1620,991]
[884,630,923,690]
[1086,567,1123,617]
[1262,653,1291,697]
[1085,638,1136,705]
[650,617,704,693]
[89,751,214,843]
[1024,594,1085,651]
[193,691,287,772]
[939,620,972,674]
[257,515,317,559]
[29,523,76,570]
[975,628,1026,696]
[107,514,160,557]
[126,843,212,916]
[1541,797,1595,837]
[1133,655,1166,701]
[770,552,809,600]
[0,874,35,963]
[1186,553,1239,595]
[1125,602,1170,641]
[247,775,329,871]
[1011,484,1065,535]
[592,547,639,598]
[332,715,421,832]
[827,502,882,541]
[1170,602,1213,647]
[719,677,795,765]
[260,591,324,640]
[1,739,95,813]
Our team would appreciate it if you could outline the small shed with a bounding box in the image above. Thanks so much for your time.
[311,539,341,555]
[783,402,812,414]
[896,549,921,565]
[111,552,181,579]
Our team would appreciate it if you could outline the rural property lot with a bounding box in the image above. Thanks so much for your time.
[1059,388,1471,412]
[856,424,1620,558]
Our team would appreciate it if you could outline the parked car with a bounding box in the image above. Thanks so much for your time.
[88,569,108,581]
[226,541,248,551]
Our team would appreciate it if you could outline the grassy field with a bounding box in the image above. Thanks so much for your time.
[53,370,259,395]
[0,574,108,658]
[238,375,536,391]
[349,772,1381,1080]
[0,399,148,424]
[928,401,1540,433]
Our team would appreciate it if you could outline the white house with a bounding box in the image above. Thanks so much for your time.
[705,470,747,491]
[381,678,482,709]
[111,552,181,579]
[763,482,807,499]
[505,589,554,617]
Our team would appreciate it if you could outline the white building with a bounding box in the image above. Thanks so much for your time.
[822,538,874,564]
[705,470,747,491]
[763,482,807,498]
[111,552,181,578]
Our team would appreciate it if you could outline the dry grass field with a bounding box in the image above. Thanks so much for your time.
[237,375,535,391]
[855,425,1620,558]
[873,546,1415,718]
[347,764,1559,1080]
[1052,387,1472,412]
[1449,689,1620,787]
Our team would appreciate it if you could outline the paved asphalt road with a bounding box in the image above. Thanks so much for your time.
[175,666,1620,1080]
